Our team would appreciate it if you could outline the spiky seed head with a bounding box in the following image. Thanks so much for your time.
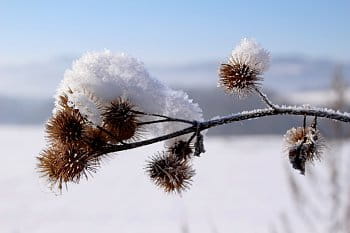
[284,127,324,175]
[37,144,100,190]
[218,38,270,96]
[102,98,139,142]
[146,152,195,194]
[84,126,108,152]
[37,147,61,185]
[219,63,261,96]
[46,109,86,145]
[168,140,193,161]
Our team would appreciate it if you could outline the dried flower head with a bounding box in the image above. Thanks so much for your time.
[219,63,261,96]
[102,98,139,142]
[46,108,86,145]
[37,147,61,186]
[284,126,324,175]
[168,140,193,161]
[37,144,100,190]
[146,152,195,194]
[218,38,270,96]
[84,127,108,152]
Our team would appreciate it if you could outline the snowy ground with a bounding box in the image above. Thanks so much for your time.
[1,126,347,233]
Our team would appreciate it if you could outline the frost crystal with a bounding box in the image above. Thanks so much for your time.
[67,91,102,125]
[229,38,270,74]
[163,89,203,144]
[54,50,202,140]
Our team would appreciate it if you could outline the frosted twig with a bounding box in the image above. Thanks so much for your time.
[137,119,186,126]
[253,86,277,109]
[98,105,350,155]
[131,110,195,125]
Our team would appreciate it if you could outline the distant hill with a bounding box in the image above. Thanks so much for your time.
[0,95,53,125]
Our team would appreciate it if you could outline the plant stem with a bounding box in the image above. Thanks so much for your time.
[99,106,350,155]
[253,86,278,109]
[132,110,195,125]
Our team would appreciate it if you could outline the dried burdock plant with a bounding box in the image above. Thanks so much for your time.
[102,98,140,142]
[37,144,101,190]
[84,126,109,152]
[284,118,325,175]
[37,147,61,186]
[46,108,86,145]
[218,38,269,97]
[37,38,350,195]
[145,152,195,194]
[219,63,262,96]
[168,140,193,161]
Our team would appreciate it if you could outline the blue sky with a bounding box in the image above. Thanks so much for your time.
[0,0,349,64]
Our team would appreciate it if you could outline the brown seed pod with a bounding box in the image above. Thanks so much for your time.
[46,108,86,145]
[37,147,61,186]
[84,126,109,153]
[37,144,100,190]
[168,140,193,161]
[284,127,324,175]
[218,63,261,96]
[145,152,195,194]
[102,98,139,142]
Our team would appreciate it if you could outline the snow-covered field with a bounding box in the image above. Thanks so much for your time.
[1,126,347,233]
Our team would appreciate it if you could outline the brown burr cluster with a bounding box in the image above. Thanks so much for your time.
[146,140,196,194]
[37,95,140,190]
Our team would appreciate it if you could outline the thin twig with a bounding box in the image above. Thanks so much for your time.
[96,125,118,140]
[186,132,196,145]
[98,105,350,156]
[253,86,278,109]
[137,119,191,126]
[131,110,195,125]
